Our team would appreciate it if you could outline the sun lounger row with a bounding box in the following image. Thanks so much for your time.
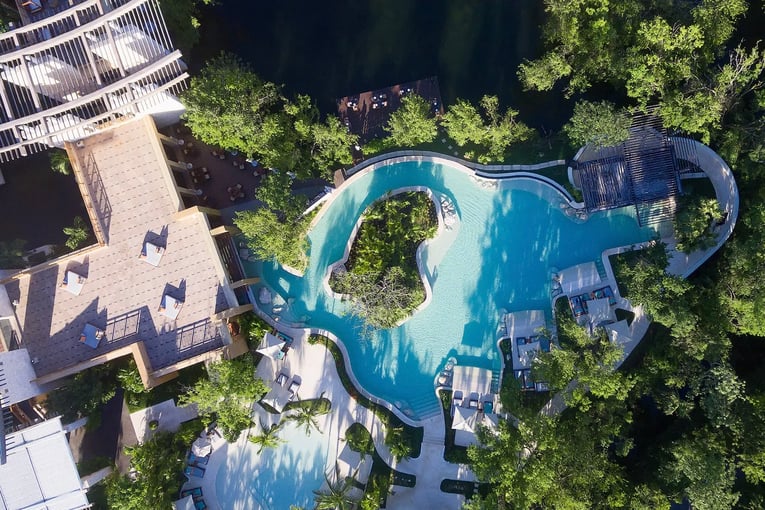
[451,391,495,414]
[275,372,301,397]
[569,286,617,317]
[514,335,551,352]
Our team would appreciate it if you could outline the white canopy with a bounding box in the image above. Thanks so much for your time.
[191,436,212,457]
[452,406,479,432]
[587,298,612,325]
[558,262,601,295]
[505,309,546,340]
[256,331,285,359]
[172,495,195,510]
[605,319,632,345]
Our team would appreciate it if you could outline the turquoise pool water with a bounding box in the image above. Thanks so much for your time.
[215,421,332,509]
[247,159,655,419]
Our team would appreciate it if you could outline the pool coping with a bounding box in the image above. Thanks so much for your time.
[255,142,738,426]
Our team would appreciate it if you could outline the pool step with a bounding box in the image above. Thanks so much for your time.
[594,258,609,281]
[490,370,501,395]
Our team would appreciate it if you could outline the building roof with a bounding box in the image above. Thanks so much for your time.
[1,116,234,379]
[0,417,89,510]
[0,0,188,162]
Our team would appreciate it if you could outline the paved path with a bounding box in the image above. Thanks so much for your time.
[184,327,474,509]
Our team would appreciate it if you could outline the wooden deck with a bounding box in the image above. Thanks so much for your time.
[337,76,444,143]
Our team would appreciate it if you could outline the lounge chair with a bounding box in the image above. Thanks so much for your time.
[275,372,288,386]
[483,401,494,414]
[288,379,301,396]
[516,337,526,346]
[195,500,207,510]
[468,398,479,409]
[539,337,551,353]
[452,391,463,411]
[187,453,209,466]
[184,465,205,478]
[181,487,203,499]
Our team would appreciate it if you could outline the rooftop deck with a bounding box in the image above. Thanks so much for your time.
[1,116,235,378]
[336,76,443,143]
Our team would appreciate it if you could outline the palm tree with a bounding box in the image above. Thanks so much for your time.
[313,470,358,510]
[49,149,71,175]
[286,393,330,436]
[248,419,284,454]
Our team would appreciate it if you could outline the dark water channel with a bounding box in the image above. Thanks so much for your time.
[192,0,571,129]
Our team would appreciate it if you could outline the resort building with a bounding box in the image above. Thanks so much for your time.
[0,115,255,401]
[0,0,187,163]
[0,416,90,509]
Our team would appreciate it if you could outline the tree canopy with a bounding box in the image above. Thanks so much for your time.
[562,100,631,148]
[179,355,267,442]
[384,94,438,147]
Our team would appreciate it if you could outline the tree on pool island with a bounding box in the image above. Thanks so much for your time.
[179,354,267,442]
[384,93,438,147]
[313,471,359,510]
[286,394,331,436]
[562,100,631,149]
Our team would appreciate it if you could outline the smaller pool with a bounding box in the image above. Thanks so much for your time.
[215,421,335,510]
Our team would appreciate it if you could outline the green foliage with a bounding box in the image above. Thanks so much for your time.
[443,96,534,163]
[345,423,375,458]
[117,359,149,396]
[179,355,268,442]
[534,313,633,411]
[0,239,26,269]
[182,53,308,172]
[563,100,631,148]
[360,472,391,510]
[441,99,486,146]
[234,208,310,271]
[237,312,271,349]
[255,171,308,223]
[312,116,358,179]
[661,431,739,510]
[46,365,116,423]
[63,216,91,250]
[384,94,438,147]
[286,394,331,436]
[384,426,413,461]
[158,0,214,54]
[332,192,436,330]
[248,419,285,453]
[313,472,359,510]
[674,194,724,253]
[49,149,71,175]
[105,432,185,510]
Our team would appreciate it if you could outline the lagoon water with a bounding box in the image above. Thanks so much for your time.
[250,160,656,419]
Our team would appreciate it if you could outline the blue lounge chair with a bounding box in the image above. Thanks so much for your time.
[187,453,209,466]
[603,286,617,305]
[195,501,207,510]
[184,465,205,478]
[181,487,203,499]
[516,337,526,347]
[539,337,551,353]
[570,296,585,317]
[483,401,493,414]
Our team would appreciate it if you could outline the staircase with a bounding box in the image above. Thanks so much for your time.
[594,257,609,282]
[409,393,443,421]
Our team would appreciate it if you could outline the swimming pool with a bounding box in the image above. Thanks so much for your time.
[215,420,334,509]
[247,158,656,419]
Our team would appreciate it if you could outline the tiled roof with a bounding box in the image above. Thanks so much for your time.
[2,117,233,378]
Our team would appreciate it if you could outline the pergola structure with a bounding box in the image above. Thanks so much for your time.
[0,0,187,162]
[573,112,691,226]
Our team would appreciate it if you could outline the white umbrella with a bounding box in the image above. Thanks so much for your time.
[452,406,479,432]
[172,496,195,510]
[191,436,212,457]
[256,332,285,359]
